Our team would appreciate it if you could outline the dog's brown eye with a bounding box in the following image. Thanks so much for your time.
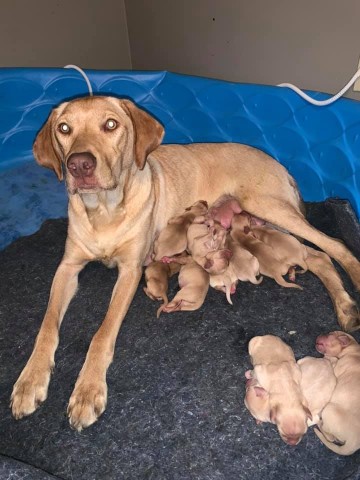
[105,119,117,131]
[58,123,71,134]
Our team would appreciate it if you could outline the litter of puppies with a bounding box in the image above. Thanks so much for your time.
[143,196,360,456]
[244,332,360,455]
[144,195,308,315]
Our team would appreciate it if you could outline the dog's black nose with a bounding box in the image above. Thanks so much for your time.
[67,152,96,178]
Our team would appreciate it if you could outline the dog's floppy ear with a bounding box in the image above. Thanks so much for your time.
[120,99,164,170]
[33,108,63,181]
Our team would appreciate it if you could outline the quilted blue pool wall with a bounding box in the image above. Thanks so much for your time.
[1,68,360,249]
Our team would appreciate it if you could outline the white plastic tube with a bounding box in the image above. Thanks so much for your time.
[277,67,360,106]
[64,64,93,96]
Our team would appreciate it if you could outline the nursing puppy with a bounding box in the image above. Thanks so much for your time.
[162,233,232,276]
[231,215,302,290]
[188,221,227,255]
[207,194,242,229]
[250,226,308,276]
[225,235,262,285]
[247,335,311,445]
[180,220,231,274]
[314,331,360,455]
[210,235,262,304]
[153,200,208,260]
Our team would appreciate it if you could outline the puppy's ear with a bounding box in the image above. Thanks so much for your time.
[120,99,164,170]
[254,386,268,398]
[270,406,278,424]
[338,334,352,348]
[193,215,207,224]
[222,249,233,260]
[33,109,63,181]
[168,215,185,225]
[204,258,213,270]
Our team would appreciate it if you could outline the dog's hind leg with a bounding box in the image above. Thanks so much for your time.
[305,247,359,332]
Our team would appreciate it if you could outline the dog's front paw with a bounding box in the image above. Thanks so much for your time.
[67,380,107,431]
[11,361,53,419]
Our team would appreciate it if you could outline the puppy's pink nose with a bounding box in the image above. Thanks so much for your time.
[283,435,301,446]
[67,152,96,178]
[315,334,327,353]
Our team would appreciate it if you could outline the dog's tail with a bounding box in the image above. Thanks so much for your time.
[314,428,354,456]
[274,275,303,290]
[156,298,169,318]
[225,282,233,305]
[223,274,237,305]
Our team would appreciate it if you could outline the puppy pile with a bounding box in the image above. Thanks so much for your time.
[245,332,360,455]
[143,195,308,317]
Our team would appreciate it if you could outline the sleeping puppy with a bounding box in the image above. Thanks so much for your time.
[248,334,295,365]
[143,260,182,316]
[157,259,209,315]
[297,356,337,427]
[209,235,262,305]
[246,335,311,445]
[244,373,271,425]
[245,356,337,428]
[314,331,360,455]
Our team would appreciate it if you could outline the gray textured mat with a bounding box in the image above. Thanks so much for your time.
[0,455,59,480]
[0,200,359,480]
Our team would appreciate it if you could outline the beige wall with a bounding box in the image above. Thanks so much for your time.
[2,0,360,99]
[1,0,131,69]
[125,0,360,99]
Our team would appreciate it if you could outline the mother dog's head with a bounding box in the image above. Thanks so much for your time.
[33,97,164,194]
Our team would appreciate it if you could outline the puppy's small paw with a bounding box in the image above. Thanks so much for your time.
[67,380,107,431]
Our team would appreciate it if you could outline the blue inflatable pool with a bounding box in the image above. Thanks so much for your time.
[1,68,360,250]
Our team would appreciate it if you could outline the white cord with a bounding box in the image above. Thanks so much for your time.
[277,67,360,106]
[64,64,93,96]
[62,63,359,106]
